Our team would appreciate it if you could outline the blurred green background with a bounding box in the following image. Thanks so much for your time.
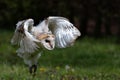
[0,0,120,79]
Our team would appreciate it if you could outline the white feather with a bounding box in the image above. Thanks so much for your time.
[11,16,81,68]
[36,16,81,48]
[11,19,40,54]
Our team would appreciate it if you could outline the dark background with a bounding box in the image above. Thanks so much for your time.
[0,0,120,37]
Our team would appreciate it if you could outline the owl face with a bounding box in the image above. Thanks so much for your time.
[38,33,55,50]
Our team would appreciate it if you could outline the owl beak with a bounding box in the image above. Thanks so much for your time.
[49,43,53,48]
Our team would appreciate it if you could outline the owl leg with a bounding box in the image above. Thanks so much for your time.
[29,64,37,76]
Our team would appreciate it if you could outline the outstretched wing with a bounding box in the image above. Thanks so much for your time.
[36,16,81,48]
[11,19,40,53]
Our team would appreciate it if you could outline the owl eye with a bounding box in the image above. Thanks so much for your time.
[45,39,50,43]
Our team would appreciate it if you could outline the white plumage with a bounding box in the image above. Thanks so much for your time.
[11,16,81,74]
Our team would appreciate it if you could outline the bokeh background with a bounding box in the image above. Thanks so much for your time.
[0,0,120,37]
[0,0,120,79]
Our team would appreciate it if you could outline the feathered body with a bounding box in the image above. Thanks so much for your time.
[11,16,81,74]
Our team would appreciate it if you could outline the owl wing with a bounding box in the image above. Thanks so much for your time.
[11,19,40,54]
[36,16,81,48]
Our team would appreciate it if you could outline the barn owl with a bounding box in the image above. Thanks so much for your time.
[11,16,81,75]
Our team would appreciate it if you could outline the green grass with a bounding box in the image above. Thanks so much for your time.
[0,30,120,80]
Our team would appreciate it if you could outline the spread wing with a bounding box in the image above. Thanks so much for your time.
[36,16,81,48]
[11,19,40,53]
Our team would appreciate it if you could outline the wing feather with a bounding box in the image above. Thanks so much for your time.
[47,16,81,48]
[33,16,81,48]
[11,19,40,54]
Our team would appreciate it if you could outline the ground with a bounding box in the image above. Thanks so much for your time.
[0,30,120,80]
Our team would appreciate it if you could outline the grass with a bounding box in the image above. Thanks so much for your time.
[0,30,120,80]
